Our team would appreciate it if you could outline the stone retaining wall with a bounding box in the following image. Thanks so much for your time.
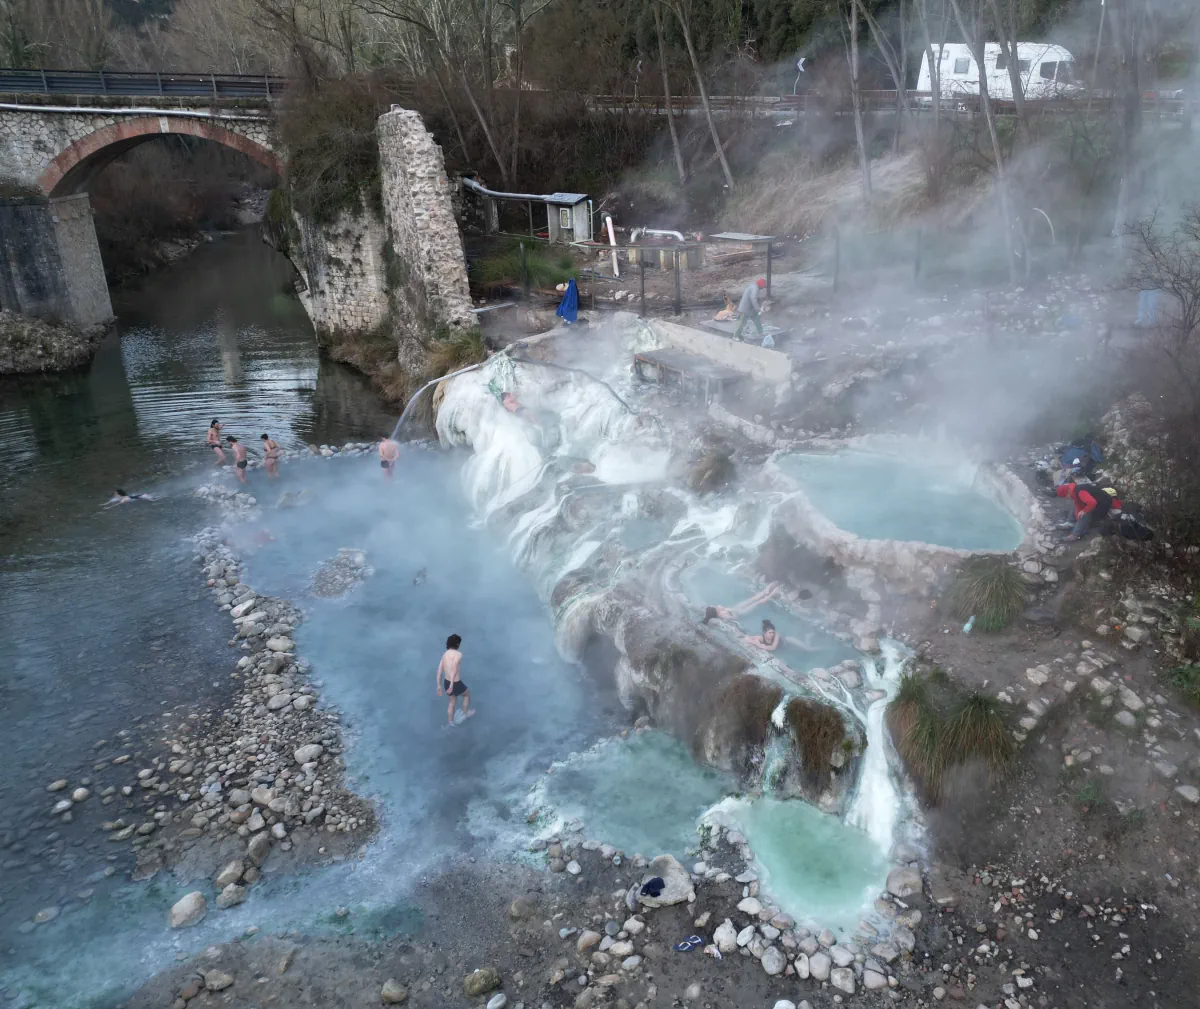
[291,208,390,340]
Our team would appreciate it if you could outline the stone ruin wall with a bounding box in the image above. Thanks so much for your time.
[290,208,390,340]
[375,107,474,340]
[286,107,473,371]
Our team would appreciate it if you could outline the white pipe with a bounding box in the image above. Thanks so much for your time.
[0,102,267,122]
[641,228,686,242]
[605,214,619,279]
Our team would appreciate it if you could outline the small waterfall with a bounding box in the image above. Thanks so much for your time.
[846,641,907,850]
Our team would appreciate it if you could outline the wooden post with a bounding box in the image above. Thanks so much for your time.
[520,242,530,299]
[640,257,647,318]
[765,242,773,297]
[527,202,534,237]
[914,227,923,282]
[674,250,682,316]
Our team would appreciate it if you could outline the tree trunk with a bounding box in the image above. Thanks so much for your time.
[430,50,472,164]
[509,0,522,183]
[670,1,734,190]
[1109,0,1145,234]
[987,0,1027,133]
[459,67,511,188]
[948,0,1017,282]
[847,0,872,200]
[859,0,909,151]
[654,2,688,185]
[1188,10,1199,135]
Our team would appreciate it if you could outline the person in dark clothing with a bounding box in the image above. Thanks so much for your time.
[1057,481,1121,541]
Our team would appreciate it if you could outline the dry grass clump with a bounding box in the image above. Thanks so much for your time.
[471,241,575,289]
[945,557,1027,633]
[888,671,1013,805]
[784,697,845,788]
[427,328,488,377]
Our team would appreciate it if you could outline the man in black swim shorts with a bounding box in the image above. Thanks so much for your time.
[228,436,249,484]
[435,633,475,726]
[378,437,400,481]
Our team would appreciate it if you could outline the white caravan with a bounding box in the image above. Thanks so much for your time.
[917,43,1085,101]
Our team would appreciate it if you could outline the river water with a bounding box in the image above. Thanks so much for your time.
[0,232,592,1006]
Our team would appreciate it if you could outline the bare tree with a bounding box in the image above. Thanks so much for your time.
[661,0,734,191]
[497,0,554,184]
[858,0,910,151]
[839,0,871,200]
[1128,207,1200,353]
[986,0,1026,136]
[913,0,949,194]
[355,0,512,186]
[652,1,688,185]
[947,0,1017,281]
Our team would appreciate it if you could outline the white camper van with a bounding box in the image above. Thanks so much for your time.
[917,43,1085,101]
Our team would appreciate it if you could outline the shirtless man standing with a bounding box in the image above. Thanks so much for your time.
[378,437,400,481]
[436,633,474,726]
[260,433,281,478]
[228,436,248,484]
[207,419,226,463]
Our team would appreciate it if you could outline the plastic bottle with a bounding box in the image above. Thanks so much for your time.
[962,615,976,634]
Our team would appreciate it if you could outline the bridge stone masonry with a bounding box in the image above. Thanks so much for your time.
[0,84,472,377]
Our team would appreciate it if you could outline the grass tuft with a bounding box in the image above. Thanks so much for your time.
[888,672,1013,805]
[942,693,1014,773]
[945,557,1027,632]
[427,328,488,377]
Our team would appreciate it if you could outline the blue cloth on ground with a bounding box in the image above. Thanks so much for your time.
[556,278,579,324]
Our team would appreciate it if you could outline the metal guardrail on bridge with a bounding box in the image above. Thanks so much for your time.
[0,68,288,99]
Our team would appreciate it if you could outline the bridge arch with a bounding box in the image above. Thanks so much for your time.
[39,115,282,196]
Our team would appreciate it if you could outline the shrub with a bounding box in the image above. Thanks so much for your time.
[945,557,1026,632]
[1163,663,1200,707]
[278,74,400,225]
[471,240,575,289]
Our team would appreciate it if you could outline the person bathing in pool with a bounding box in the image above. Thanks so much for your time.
[746,619,782,653]
[378,437,400,481]
[107,488,153,505]
[227,436,248,483]
[701,581,782,623]
[436,633,475,726]
[206,419,226,463]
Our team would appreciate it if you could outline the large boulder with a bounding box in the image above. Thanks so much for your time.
[637,854,694,908]
[167,892,207,929]
[886,865,922,899]
[463,967,501,997]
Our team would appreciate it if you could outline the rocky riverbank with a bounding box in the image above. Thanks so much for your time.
[0,309,104,374]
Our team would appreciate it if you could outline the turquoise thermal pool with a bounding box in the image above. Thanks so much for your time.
[778,450,1024,551]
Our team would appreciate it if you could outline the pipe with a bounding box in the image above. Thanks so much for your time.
[605,213,619,278]
[640,228,686,242]
[0,102,267,122]
[390,361,486,440]
[462,176,562,205]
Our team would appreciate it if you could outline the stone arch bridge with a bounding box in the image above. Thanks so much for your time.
[0,83,279,327]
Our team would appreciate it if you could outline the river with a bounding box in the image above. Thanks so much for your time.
[0,232,619,1007]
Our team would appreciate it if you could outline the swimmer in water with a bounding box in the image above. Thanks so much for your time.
[436,633,475,726]
[701,582,781,623]
[107,488,153,505]
[501,392,528,417]
[228,436,248,483]
[206,419,226,463]
[378,437,400,480]
[413,567,427,586]
[260,433,281,478]
[745,619,781,653]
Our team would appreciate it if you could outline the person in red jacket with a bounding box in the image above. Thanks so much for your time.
[1057,481,1121,541]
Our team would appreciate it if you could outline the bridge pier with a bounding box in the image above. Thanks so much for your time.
[0,193,113,328]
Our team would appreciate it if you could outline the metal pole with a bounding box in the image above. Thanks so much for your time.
[674,250,681,316]
[520,242,530,299]
[528,201,534,237]
[765,242,773,297]
[640,257,647,318]
[40,69,48,93]
[914,227,923,281]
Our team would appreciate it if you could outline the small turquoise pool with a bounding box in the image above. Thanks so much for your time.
[537,731,733,858]
[679,564,858,673]
[778,450,1023,551]
[710,796,889,933]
